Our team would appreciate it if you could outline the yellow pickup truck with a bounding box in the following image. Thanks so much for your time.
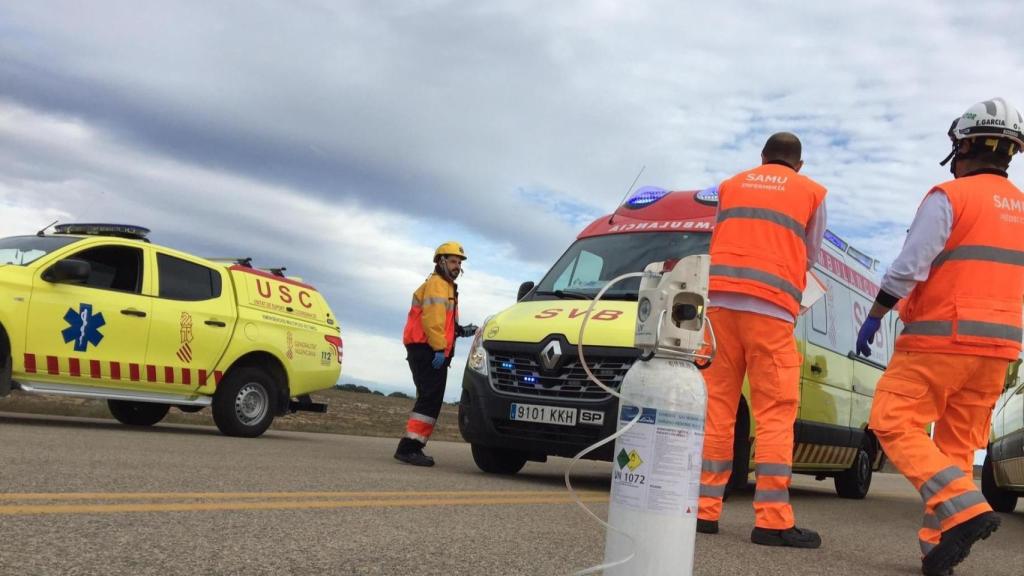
[0,223,342,437]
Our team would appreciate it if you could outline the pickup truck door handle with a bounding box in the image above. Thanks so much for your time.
[120,309,147,318]
[810,363,823,374]
[205,320,227,327]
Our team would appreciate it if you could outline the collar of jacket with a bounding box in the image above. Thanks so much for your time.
[764,159,797,170]
[962,167,1009,178]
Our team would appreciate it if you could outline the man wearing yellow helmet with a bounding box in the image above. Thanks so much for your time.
[395,241,478,466]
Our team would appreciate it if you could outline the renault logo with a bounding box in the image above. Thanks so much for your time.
[540,340,562,370]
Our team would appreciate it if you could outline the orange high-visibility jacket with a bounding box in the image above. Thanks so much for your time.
[896,173,1024,360]
[709,163,827,317]
[403,273,458,356]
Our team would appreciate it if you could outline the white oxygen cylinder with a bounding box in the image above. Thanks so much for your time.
[602,255,710,576]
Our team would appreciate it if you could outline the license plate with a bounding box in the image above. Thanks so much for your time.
[509,403,577,426]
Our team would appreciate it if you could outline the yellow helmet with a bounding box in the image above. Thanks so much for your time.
[434,241,467,261]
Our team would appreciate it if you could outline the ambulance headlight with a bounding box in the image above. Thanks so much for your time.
[467,317,492,375]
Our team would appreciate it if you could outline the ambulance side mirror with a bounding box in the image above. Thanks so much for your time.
[517,281,535,302]
[1005,359,1022,392]
[43,258,91,284]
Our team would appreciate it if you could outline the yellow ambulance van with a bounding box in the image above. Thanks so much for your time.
[459,187,896,498]
[0,224,342,437]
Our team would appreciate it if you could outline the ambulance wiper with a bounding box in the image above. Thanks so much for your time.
[535,290,593,300]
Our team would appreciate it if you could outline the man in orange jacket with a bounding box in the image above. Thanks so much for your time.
[697,132,827,548]
[857,98,1024,576]
[395,241,478,466]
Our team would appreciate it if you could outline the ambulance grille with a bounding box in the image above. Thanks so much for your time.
[487,349,634,402]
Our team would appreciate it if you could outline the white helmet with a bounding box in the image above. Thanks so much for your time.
[941,98,1024,168]
[950,98,1024,147]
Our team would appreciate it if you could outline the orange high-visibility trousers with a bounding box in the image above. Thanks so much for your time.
[698,307,802,530]
[868,351,1007,557]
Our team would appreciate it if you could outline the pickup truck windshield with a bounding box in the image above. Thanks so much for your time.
[0,235,80,266]
[533,231,711,301]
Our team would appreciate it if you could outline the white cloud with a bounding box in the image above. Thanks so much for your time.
[3,0,1024,397]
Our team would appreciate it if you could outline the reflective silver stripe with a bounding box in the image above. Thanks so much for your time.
[717,207,806,240]
[920,466,964,502]
[902,320,1022,343]
[753,489,790,503]
[422,297,454,309]
[932,245,1024,268]
[935,491,987,522]
[702,460,733,473]
[959,320,1023,343]
[755,463,792,477]
[922,513,941,530]
[902,321,953,337]
[920,539,936,555]
[409,412,437,425]
[700,484,727,498]
[709,265,802,304]
[411,296,422,306]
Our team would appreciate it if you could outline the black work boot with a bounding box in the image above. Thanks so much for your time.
[394,437,435,467]
[394,450,435,467]
[750,526,822,549]
[697,519,719,534]
[921,512,1000,576]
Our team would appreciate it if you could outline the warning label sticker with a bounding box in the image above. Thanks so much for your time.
[610,405,704,517]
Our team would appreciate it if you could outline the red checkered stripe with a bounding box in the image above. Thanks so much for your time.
[23,353,222,387]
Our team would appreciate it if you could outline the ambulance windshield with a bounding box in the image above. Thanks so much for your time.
[0,235,80,266]
[533,232,711,301]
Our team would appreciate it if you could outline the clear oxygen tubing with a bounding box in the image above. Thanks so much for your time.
[564,271,644,576]
[564,271,718,576]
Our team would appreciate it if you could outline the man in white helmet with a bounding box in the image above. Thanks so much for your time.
[856,98,1024,576]
[395,242,478,466]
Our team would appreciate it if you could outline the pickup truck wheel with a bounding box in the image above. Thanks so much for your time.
[981,453,1019,513]
[107,400,169,427]
[834,444,873,499]
[470,443,527,475]
[212,367,276,438]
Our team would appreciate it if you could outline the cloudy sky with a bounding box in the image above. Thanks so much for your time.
[2,1,1024,400]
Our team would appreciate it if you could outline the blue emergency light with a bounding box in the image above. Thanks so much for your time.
[501,361,515,370]
[625,186,669,208]
[53,223,150,241]
[694,186,719,206]
[823,229,848,252]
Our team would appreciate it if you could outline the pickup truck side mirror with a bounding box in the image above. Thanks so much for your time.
[517,281,535,302]
[43,258,91,284]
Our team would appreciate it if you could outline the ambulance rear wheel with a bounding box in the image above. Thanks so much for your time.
[834,444,872,499]
[108,400,169,427]
[471,443,528,475]
[981,453,1019,513]
[212,367,277,438]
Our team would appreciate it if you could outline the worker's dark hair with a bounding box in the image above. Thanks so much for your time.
[962,137,1014,171]
[762,132,802,168]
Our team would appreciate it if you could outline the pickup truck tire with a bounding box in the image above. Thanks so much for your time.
[834,443,873,499]
[213,367,276,437]
[981,453,1019,513]
[107,400,170,427]
[470,443,528,475]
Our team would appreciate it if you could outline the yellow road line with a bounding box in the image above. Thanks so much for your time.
[0,494,608,516]
[0,490,607,501]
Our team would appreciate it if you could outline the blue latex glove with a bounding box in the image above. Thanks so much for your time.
[431,351,446,369]
[856,316,881,357]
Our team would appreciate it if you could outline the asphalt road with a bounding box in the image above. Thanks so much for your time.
[1,412,1021,576]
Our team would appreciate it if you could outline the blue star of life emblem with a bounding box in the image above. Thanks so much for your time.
[62,303,106,352]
